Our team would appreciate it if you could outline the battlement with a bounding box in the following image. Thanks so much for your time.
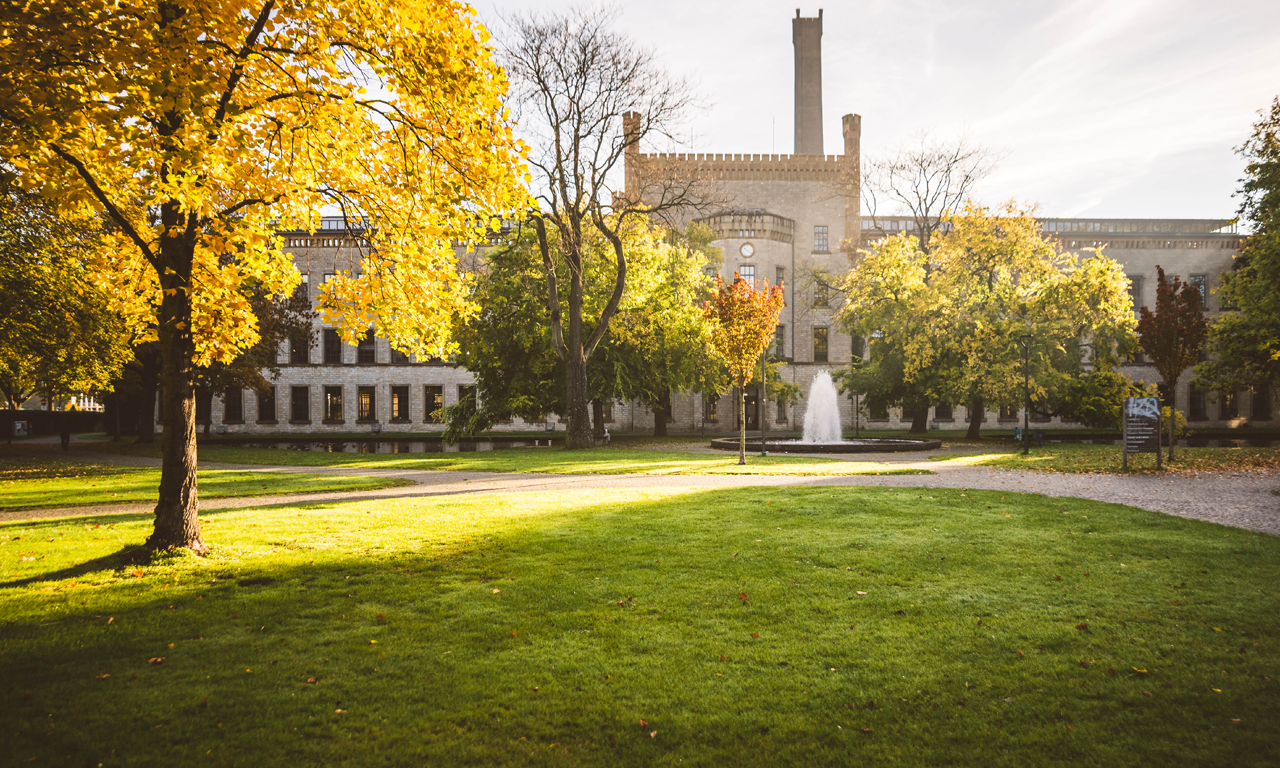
[631,151,850,182]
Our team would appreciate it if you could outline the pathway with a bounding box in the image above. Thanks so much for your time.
[4,442,1278,535]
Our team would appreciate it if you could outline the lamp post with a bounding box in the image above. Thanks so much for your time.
[760,351,768,457]
[1020,334,1033,455]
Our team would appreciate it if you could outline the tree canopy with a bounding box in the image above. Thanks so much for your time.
[839,202,1137,438]
[0,185,130,433]
[704,274,785,463]
[1197,97,1280,395]
[1138,266,1208,461]
[0,0,528,551]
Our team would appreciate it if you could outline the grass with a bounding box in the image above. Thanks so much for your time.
[932,444,1280,474]
[95,442,933,477]
[2,487,1278,767]
[0,448,411,511]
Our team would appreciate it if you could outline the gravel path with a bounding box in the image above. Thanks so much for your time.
[5,449,1278,535]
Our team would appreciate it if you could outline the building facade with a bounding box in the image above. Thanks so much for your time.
[200,9,1270,436]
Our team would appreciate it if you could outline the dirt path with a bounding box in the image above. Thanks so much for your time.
[5,452,1278,535]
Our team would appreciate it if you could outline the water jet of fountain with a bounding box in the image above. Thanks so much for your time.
[801,372,844,443]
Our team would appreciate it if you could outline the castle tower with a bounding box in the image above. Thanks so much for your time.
[792,9,824,155]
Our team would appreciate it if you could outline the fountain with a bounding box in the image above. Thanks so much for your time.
[710,372,942,454]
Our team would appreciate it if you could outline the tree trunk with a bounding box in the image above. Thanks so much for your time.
[56,404,71,451]
[909,396,929,434]
[965,396,985,440]
[738,384,746,465]
[109,389,122,442]
[1167,381,1176,463]
[591,398,605,443]
[653,388,671,437]
[136,348,159,444]
[147,226,206,554]
[199,389,213,438]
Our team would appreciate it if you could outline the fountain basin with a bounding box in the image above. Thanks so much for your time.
[710,437,942,453]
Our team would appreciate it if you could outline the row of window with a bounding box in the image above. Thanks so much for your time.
[289,329,420,366]
[216,385,461,424]
[1127,273,1234,313]
[1188,387,1270,421]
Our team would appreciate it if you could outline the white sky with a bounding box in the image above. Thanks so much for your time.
[475,0,1280,220]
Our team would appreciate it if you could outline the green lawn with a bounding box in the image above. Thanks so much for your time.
[99,442,933,477]
[933,444,1280,474]
[0,450,411,511]
[2,487,1277,766]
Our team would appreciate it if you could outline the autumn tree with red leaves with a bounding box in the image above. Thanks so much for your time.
[1136,266,1208,461]
[704,273,786,464]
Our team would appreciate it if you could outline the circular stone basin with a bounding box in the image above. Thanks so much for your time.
[710,437,942,453]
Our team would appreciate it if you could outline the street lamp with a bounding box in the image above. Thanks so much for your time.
[760,350,768,457]
[1020,334,1033,455]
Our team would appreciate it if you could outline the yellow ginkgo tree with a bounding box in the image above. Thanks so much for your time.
[0,0,528,552]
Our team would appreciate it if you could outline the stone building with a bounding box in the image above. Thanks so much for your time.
[200,9,1269,436]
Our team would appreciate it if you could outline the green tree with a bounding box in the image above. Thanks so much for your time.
[502,6,707,449]
[840,203,1137,439]
[0,0,527,552]
[1137,266,1208,462]
[0,185,131,447]
[704,274,786,464]
[1197,97,1280,398]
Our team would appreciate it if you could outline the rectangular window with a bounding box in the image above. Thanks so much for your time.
[1189,386,1208,420]
[357,386,376,421]
[774,324,786,357]
[323,328,342,364]
[293,273,309,304]
[704,396,718,422]
[196,394,211,424]
[1219,390,1239,419]
[814,225,829,253]
[869,401,888,420]
[812,327,828,363]
[1189,274,1207,308]
[290,386,309,423]
[739,265,755,285]
[813,282,829,308]
[1254,386,1272,420]
[357,329,376,364]
[934,403,953,420]
[1127,275,1143,314]
[424,385,444,423]
[457,385,477,419]
[391,386,409,422]
[324,386,344,422]
[776,398,787,422]
[999,404,1018,420]
[290,331,309,364]
[776,266,785,288]
[257,387,277,423]
[223,387,243,423]
[390,346,409,364]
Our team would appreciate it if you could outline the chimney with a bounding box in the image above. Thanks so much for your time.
[792,9,823,155]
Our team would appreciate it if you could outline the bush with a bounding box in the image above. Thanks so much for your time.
[1161,406,1190,440]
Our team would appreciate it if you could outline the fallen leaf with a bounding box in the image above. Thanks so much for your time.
[148,658,164,665]
[369,640,377,645]
[512,631,517,637]
[1067,724,1076,731]
[1076,623,1089,630]
[107,618,114,625]
[95,674,110,680]
[335,709,345,714]
[1133,667,1147,674]
[732,553,738,558]
[893,610,906,615]
[307,677,317,684]
[1108,668,1117,676]
[649,730,657,739]
[492,589,500,594]
[639,719,648,728]
[131,570,144,578]
[860,728,873,734]
[856,591,867,596]
[1232,719,1242,724]
[1142,691,1152,697]
[751,633,759,638]
[199,697,208,707]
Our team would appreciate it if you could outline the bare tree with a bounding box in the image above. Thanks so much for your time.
[861,131,1000,253]
[502,5,711,449]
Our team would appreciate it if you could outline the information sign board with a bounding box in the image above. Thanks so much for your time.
[1122,396,1162,469]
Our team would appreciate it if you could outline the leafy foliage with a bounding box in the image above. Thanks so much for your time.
[839,203,1137,438]
[1136,266,1208,461]
[704,274,785,461]
[0,185,130,416]
[1197,97,1280,393]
